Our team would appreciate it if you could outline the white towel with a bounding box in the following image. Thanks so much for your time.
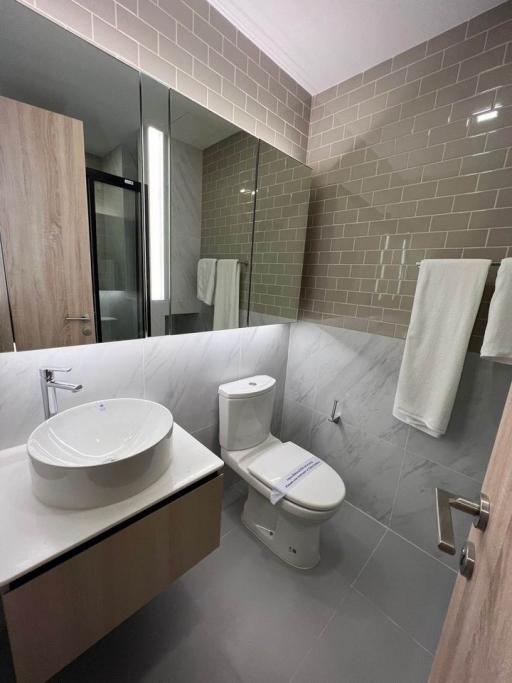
[481,258,512,364]
[393,259,491,437]
[213,259,240,331]
[197,258,217,305]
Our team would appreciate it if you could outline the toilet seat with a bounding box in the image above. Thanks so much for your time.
[248,441,345,512]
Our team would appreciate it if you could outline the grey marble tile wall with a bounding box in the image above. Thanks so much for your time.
[282,320,512,651]
[283,321,512,566]
[0,324,290,453]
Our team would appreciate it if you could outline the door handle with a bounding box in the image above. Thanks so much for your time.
[65,314,90,321]
[435,488,490,555]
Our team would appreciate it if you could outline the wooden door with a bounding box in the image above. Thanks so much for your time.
[0,95,96,350]
[0,236,14,352]
[429,384,512,682]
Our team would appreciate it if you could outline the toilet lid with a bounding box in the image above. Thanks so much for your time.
[248,442,345,511]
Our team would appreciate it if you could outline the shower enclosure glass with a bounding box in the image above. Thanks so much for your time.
[87,170,144,342]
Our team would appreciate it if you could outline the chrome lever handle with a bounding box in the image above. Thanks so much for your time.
[435,488,490,555]
[39,367,71,375]
[65,314,90,321]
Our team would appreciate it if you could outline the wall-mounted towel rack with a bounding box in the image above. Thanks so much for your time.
[238,260,249,266]
[416,260,502,267]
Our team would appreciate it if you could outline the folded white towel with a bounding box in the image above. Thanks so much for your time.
[481,258,512,364]
[197,258,217,305]
[213,259,240,331]
[393,259,491,437]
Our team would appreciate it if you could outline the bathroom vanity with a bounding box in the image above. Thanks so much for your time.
[0,426,223,683]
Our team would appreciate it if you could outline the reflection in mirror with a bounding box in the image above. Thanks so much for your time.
[169,91,258,334]
[141,75,171,337]
[249,143,311,326]
[0,0,141,350]
[0,0,310,351]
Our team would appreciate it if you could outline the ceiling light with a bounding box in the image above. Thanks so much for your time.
[475,109,498,123]
[147,126,165,301]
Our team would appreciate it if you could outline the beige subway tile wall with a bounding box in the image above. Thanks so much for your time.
[16,0,311,162]
[303,0,512,348]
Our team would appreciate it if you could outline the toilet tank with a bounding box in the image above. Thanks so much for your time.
[218,375,276,451]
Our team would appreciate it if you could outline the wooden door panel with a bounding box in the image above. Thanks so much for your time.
[0,238,14,352]
[429,384,512,682]
[0,95,96,350]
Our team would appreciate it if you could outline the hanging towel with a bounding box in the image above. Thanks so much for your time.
[197,258,217,305]
[393,259,491,437]
[213,259,240,330]
[481,258,512,364]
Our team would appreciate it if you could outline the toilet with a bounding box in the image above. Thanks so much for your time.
[218,375,346,569]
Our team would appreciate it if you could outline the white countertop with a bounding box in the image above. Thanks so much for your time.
[0,425,223,589]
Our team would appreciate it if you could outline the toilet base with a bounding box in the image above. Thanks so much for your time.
[241,486,322,569]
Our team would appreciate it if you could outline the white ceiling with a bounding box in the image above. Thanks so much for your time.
[209,0,505,95]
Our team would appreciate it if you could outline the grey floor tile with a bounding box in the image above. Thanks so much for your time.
[221,492,245,537]
[292,588,433,683]
[322,501,386,583]
[390,451,481,569]
[310,416,405,524]
[9,489,442,683]
[354,530,456,653]
[52,582,244,683]
[180,525,346,681]
[222,470,245,504]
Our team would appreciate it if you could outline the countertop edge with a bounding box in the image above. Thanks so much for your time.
[0,424,224,589]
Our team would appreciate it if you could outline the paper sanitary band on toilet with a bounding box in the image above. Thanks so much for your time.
[269,456,322,505]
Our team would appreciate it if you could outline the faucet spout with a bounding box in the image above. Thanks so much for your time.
[48,380,83,393]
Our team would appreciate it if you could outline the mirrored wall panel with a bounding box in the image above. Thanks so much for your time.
[249,143,311,326]
[0,0,309,352]
[169,89,259,334]
[141,74,172,338]
[0,0,141,350]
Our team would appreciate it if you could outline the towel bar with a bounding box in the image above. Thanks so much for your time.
[416,260,501,267]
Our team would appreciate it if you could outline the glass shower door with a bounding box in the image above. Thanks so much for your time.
[87,170,144,342]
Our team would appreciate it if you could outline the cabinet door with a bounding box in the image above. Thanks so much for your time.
[3,475,223,683]
[0,95,96,350]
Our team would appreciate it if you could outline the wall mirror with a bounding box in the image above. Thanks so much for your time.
[0,0,310,352]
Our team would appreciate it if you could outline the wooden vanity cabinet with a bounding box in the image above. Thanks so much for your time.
[2,473,223,683]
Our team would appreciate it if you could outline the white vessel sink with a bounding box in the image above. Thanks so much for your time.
[27,399,174,509]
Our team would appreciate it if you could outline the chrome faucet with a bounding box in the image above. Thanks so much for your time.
[39,367,83,420]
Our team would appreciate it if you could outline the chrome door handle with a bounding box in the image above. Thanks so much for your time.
[459,541,476,580]
[65,314,90,321]
[435,488,490,555]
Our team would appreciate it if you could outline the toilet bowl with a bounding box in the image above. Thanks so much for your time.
[219,375,346,569]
